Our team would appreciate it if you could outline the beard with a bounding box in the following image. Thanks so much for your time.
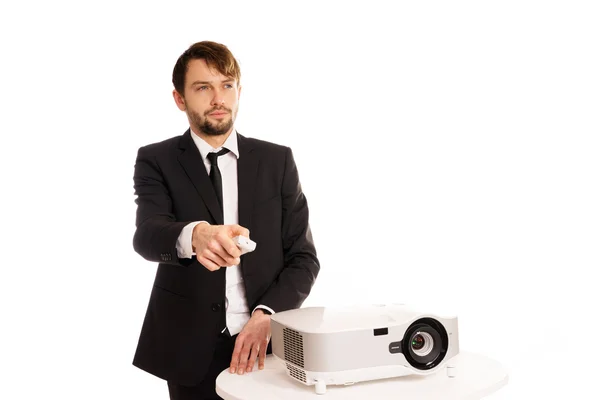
[188,105,236,136]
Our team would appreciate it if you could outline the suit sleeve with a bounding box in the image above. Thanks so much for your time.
[132,146,192,266]
[257,147,320,312]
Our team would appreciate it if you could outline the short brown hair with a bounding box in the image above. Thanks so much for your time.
[172,41,241,95]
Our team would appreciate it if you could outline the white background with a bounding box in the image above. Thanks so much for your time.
[1,1,598,399]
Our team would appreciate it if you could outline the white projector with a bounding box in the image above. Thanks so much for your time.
[270,304,460,394]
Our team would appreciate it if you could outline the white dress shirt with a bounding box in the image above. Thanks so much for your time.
[175,128,274,335]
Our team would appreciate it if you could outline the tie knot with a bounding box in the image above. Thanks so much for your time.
[207,148,230,165]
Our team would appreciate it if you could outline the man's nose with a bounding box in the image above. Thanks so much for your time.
[211,90,225,106]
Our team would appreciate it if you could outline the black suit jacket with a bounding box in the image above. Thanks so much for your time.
[131,130,320,385]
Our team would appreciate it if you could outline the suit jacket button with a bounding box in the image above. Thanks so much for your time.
[211,303,221,312]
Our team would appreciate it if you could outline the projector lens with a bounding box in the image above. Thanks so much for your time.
[401,318,449,370]
[410,332,434,356]
[411,334,425,350]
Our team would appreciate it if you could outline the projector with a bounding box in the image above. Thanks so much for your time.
[270,304,460,394]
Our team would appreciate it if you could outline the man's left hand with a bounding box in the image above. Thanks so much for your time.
[229,309,271,374]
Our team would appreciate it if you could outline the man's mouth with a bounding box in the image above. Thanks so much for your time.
[208,109,229,117]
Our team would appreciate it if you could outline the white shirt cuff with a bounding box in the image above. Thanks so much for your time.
[253,305,276,315]
[176,221,208,258]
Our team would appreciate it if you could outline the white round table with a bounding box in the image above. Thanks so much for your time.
[216,351,508,399]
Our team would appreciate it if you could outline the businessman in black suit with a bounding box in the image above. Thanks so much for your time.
[131,41,320,399]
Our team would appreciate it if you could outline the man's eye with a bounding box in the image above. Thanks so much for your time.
[224,84,233,89]
[197,86,209,91]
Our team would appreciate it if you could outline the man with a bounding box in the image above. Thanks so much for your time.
[131,41,320,400]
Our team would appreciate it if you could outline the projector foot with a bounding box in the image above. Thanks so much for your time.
[314,380,327,394]
[447,363,456,378]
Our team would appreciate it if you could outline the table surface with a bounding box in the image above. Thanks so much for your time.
[216,351,508,399]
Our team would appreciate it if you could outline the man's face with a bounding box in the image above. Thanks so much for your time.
[174,58,241,136]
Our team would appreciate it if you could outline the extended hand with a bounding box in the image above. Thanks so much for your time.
[229,309,271,374]
[192,223,250,271]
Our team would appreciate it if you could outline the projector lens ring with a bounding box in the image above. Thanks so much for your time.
[402,318,449,370]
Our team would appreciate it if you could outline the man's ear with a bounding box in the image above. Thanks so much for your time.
[173,89,186,111]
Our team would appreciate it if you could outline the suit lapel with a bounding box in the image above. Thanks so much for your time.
[237,133,258,232]
[177,129,224,225]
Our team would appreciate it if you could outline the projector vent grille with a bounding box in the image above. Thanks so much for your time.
[286,362,307,383]
[283,328,304,368]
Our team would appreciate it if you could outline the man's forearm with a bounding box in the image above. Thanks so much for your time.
[257,250,320,313]
[133,217,192,266]
[256,225,320,313]
[176,221,209,258]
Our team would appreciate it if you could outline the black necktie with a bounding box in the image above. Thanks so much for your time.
[207,148,230,215]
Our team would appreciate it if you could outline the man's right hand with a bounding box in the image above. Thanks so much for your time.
[192,224,250,271]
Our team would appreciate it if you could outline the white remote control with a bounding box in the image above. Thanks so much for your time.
[233,236,256,255]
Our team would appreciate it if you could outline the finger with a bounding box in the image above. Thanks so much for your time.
[201,247,229,267]
[207,238,239,265]
[216,232,242,260]
[237,342,251,375]
[230,335,244,373]
[258,339,268,370]
[197,255,220,271]
[247,343,260,372]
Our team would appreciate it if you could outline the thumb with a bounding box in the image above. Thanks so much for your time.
[231,224,250,238]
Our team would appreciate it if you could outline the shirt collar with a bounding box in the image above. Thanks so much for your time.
[190,127,240,160]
